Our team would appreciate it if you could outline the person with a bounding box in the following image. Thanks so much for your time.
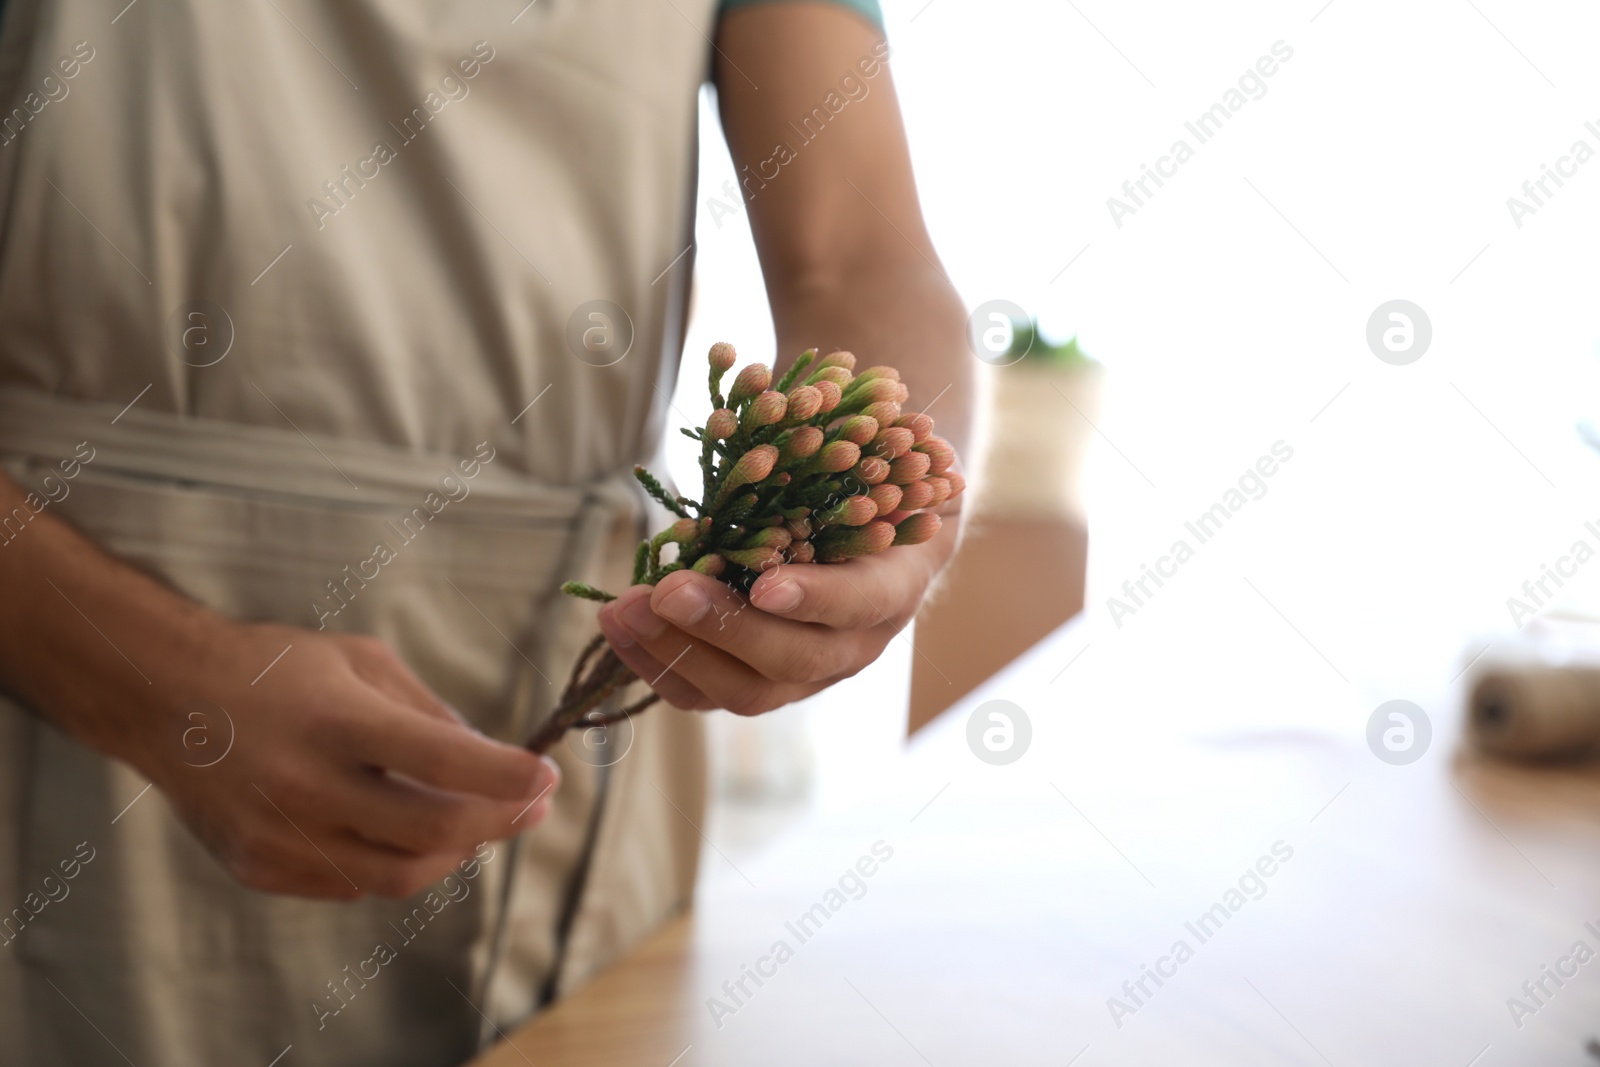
[0,0,971,1063]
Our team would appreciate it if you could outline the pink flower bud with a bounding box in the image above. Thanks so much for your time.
[668,517,700,543]
[869,483,903,515]
[915,435,955,474]
[787,540,816,564]
[891,382,910,404]
[785,385,823,421]
[721,546,784,572]
[742,390,788,431]
[892,512,942,546]
[944,471,967,499]
[728,363,772,405]
[813,379,843,413]
[780,426,824,465]
[898,479,934,510]
[838,415,879,446]
[851,378,900,404]
[854,455,890,485]
[854,366,900,384]
[923,477,951,507]
[808,366,854,388]
[817,494,878,527]
[721,443,779,498]
[811,440,860,474]
[816,350,857,372]
[895,412,934,444]
[706,408,738,440]
[708,342,738,374]
[870,426,915,460]
[862,401,902,426]
[744,526,793,550]
[888,451,931,485]
[785,517,812,540]
[816,520,895,562]
[692,553,727,578]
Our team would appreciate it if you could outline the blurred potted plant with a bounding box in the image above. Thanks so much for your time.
[982,318,1101,519]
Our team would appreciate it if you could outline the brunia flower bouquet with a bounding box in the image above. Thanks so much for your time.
[525,342,964,753]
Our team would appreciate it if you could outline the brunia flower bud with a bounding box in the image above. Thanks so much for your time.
[708,342,738,374]
[744,527,793,550]
[808,366,854,389]
[915,435,955,474]
[850,378,900,405]
[895,412,934,444]
[854,455,890,485]
[892,512,942,546]
[898,479,934,511]
[742,390,788,431]
[888,451,931,485]
[728,363,772,405]
[668,517,700,542]
[692,553,727,578]
[815,520,895,562]
[924,476,951,507]
[813,379,843,413]
[722,545,784,572]
[853,366,900,384]
[943,471,967,499]
[721,444,779,498]
[785,517,812,541]
[817,495,878,527]
[810,440,860,474]
[779,425,824,465]
[816,350,857,372]
[838,415,879,446]
[788,540,816,564]
[869,483,903,516]
[785,384,823,421]
[862,401,902,426]
[890,382,910,404]
[870,426,915,460]
[706,408,737,440]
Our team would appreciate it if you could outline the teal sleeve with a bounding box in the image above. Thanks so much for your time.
[717,0,884,30]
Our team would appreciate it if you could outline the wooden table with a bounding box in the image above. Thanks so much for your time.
[471,607,1600,1066]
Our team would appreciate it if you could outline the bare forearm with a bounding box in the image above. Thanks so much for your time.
[0,470,215,762]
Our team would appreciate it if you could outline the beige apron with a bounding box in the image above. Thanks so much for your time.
[0,1,713,1063]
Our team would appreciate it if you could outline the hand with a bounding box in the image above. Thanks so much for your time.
[595,519,958,715]
[133,623,558,901]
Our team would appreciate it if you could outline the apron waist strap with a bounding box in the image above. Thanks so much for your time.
[0,386,630,519]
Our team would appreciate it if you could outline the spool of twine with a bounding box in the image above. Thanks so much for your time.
[1469,667,1600,759]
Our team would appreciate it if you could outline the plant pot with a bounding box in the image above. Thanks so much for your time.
[980,361,1102,520]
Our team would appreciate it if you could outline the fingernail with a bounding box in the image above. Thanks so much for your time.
[620,596,668,641]
[599,604,636,648]
[755,579,803,614]
[657,583,711,627]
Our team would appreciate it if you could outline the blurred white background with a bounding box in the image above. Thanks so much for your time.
[673,0,1600,852]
